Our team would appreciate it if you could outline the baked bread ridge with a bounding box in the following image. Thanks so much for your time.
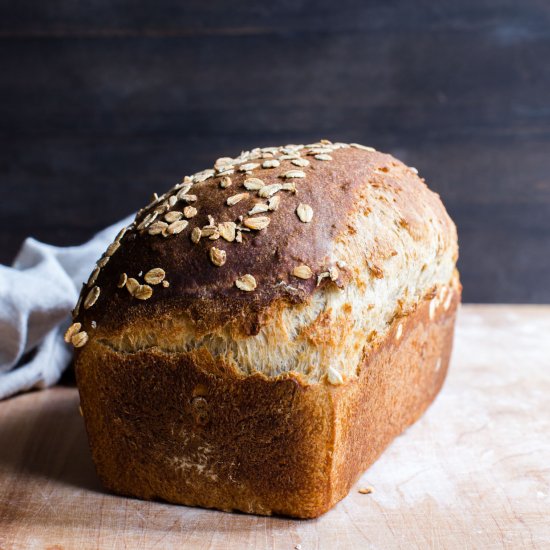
[69,140,458,384]
[75,275,460,519]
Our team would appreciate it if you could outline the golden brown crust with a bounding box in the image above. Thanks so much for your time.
[73,142,456,338]
[74,140,461,517]
[76,281,461,518]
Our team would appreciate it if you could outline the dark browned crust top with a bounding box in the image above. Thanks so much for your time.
[73,143,453,337]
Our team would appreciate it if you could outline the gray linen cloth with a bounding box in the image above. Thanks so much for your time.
[0,216,132,400]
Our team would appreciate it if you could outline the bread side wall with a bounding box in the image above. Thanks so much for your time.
[76,343,336,517]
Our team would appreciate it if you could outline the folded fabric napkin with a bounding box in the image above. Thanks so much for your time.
[0,216,133,400]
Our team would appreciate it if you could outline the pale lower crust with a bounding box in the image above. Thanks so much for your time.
[76,285,460,519]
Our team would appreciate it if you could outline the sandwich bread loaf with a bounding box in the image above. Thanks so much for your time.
[69,140,460,518]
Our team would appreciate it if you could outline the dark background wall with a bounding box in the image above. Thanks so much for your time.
[1,1,549,302]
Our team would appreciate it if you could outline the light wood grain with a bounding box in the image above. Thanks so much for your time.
[0,305,549,549]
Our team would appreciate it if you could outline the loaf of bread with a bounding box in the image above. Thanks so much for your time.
[69,140,460,518]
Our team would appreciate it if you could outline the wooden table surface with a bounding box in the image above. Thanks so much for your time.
[0,305,549,550]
